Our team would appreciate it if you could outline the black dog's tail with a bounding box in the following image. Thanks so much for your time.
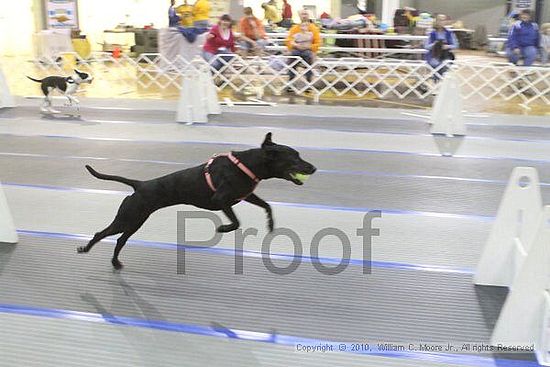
[85,165,141,190]
[27,76,43,83]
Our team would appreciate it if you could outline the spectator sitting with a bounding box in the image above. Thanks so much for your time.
[203,14,253,70]
[292,23,314,58]
[540,23,550,66]
[262,2,282,27]
[193,0,211,29]
[507,9,540,66]
[239,7,269,55]
[168,0,181,28]
[285,10,321,92]
[425,15,458,80]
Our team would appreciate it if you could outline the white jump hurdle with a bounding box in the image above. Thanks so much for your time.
[474,167,550,365]
[474,167,542,287]
[491,205,550,365]
[0,182,17,244]
[0,65,15,108]
[177,68,221,124]
[429,72,466,137]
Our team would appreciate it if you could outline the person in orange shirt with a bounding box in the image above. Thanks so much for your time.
[238,7,269,55]
[285,9,321,91]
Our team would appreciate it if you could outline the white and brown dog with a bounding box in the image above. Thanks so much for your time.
[27,69,93,113]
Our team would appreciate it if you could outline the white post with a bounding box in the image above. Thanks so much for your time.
[430,72,466,136]
[177,72,208,124]
[0,182,17,244]
[0,65,15,108]
[200,68,221,116]
[491,205,550,366]
[474,167,542,287]
[381,0,400,27]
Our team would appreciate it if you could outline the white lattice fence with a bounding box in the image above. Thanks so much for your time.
[457,62,550,106]
[7,53,550,107]
[26,52,138,87]
[137,53,548,106]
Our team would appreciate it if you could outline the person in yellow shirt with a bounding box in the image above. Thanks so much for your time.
[176,0,194,28]
[193,0,210,28]
[261,2,282,26]
[285,9,321,91]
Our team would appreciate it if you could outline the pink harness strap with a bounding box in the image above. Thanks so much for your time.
[204,152,260,200]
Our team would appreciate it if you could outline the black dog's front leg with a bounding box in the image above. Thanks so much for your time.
[244,194,274,232]
[212,181,240,233]
[219,207,240,233]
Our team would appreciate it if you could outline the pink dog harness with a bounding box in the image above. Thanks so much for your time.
[204,152,260,200]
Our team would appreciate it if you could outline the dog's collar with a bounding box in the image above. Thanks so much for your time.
[204,152,260,198]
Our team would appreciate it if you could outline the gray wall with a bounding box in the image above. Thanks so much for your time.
[542,0,550,24]
[340,0,548,31]
[341,0,377,18]
[403,0,507,34]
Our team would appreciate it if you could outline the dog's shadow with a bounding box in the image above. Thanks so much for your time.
[80,274,169,364]
[40,114,105,127]
[81,274,262,365]
[0,242,16,276]
[81,273,164,321]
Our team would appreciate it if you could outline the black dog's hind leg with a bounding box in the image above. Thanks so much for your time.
[77,222,121,254]
[111,227,140,270]
[244,194,274,232]
[77,194,151,269]
[110,196,152,269]
[41,85,52,110]
[77,195,135,254]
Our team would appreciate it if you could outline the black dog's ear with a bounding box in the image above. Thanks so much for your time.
[261,132,274,148]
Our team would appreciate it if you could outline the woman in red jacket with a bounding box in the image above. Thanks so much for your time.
[202,14,253,70]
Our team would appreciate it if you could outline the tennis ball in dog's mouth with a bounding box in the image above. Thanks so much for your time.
[291,173,310,183]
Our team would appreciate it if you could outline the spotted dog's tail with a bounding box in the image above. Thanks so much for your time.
[27,76,43,83]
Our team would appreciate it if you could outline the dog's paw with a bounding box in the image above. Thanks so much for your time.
[77,246,89,253]
[111,258,124,270]
[217,224,238,233]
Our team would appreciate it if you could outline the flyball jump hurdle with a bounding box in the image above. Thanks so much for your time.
[177,66,221,124]
[429,71,466,137]
[0,65,17,243]
[0,182,18,244]
[0,64,15,108]
[475,167,550,365]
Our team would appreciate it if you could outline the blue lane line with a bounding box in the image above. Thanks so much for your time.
[17,229,476,275]
[3,131,550,164]
[204,122,550,146]
[4,182,129,196]
[4,109,545,139]
[267,200,494,222]
[3,181,495,222]
[0,303,538,367]
[4,150,550,187]
[15,111,550,145]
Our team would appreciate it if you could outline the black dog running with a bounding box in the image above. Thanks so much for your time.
[77,133,316,269]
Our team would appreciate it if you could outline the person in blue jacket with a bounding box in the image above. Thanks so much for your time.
[507,9,540,66]
[425,15,459,80]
